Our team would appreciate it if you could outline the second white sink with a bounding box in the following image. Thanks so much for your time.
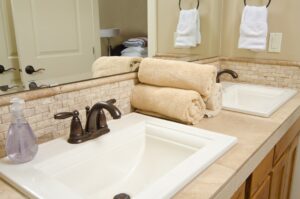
[222,82,297,117]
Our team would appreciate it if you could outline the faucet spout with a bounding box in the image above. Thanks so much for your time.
[217,69,239,83]
[97,100,122,120]
[85,99,121,135]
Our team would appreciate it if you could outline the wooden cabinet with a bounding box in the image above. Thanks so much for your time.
[274,119,300,164]
[283,136,299,199]
[270,151,289,199]
[231,182,246,199]
[249,150,274,196]
[231,119,300,199]
[251,176,271,199]
[269,135,299,199]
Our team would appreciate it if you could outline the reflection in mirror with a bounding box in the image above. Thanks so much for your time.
[0,0,222,96]
[156,0,222,59]
[11,0,101,91]
[0,0,151,96]
[99,0,148,57]
[0,0,23,95]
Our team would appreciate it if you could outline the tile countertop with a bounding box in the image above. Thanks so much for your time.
[1,94,300,199]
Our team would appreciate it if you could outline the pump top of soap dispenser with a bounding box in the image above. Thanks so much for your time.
[10,98,26,122]
[10,98,25,110]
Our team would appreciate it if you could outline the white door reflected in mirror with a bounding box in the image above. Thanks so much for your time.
[11,0,101,89]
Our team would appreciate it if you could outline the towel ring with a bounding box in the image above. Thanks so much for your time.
[179,0,200,10]
[244,0,271,8]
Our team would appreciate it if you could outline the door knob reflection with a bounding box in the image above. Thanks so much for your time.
[28,82,50,90]
[0,65,17,74]
[25,65,45,75]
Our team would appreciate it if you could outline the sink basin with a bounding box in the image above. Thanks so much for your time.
[0,113,236,199]
[222,82,297,117]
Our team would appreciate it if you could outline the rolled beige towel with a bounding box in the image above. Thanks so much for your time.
[138,58,217,100]
[92,56,142,78]
[205,83,222,118]
[131,84,206,125]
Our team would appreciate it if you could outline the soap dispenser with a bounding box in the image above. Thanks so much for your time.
[5,98,38,164]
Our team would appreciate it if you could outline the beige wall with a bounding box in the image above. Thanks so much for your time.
[156,0,222,59]
[221,0,300,62]
[99,0,148,55]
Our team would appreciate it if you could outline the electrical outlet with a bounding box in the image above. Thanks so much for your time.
[268,33,283,53]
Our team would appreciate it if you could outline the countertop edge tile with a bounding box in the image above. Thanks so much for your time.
[212,105,300,199]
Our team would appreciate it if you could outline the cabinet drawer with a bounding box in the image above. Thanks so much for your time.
[274,117,300,164]
[249,149,274,196]
[251,176,271,199]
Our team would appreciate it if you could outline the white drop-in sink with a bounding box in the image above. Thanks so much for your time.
[0,113,237,199]
[222,82,297,117]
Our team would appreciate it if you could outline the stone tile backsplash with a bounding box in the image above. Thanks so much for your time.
[0,79,136,157]
[0,58,300,158]
[219,61,300,90]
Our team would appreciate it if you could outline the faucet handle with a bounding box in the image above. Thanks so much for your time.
[54,110,86,144]
[54,111,75,119]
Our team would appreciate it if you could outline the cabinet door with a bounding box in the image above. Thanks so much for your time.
[270,152,289,199]
[274,118,300,164]
[283,136,299,199]
[251,176,271,199]
[231,182,246,199]
[10,0,100,88]
[249,149,274,196]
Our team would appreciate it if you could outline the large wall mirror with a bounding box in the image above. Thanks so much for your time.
[0,0,222,96]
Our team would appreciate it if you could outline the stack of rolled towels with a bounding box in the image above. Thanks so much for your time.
[121,37,148,57]
[131,58,222,125]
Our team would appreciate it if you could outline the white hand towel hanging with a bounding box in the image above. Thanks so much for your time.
[175,9,201,48]
[238,5,268,51]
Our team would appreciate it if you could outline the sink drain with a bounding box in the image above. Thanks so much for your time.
[113,193,130,199]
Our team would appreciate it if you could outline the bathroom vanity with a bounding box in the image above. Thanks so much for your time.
[231,119,299,199]
[174,93,300,199]
[0,91,300,198]
[1,0,300,197]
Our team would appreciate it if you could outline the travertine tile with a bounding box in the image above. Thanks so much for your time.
[0,180,27,199]
[219,60,300,90]
[173,164,235,199]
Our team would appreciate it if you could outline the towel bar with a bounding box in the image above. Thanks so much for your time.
[244,0,271,8]
[179,0,200,10]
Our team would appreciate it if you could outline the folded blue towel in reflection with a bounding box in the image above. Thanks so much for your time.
[121,47,148,58]
[123,37,148,48]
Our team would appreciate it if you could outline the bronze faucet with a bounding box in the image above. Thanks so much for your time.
[54,99,121,144]
[216,69,239,83]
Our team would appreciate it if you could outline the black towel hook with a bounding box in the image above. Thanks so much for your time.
[244,0,271,8]
[179,0,200,10]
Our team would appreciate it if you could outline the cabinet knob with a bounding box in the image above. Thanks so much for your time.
[28,82,50,90]
[25,65,45,74]
[0,65,16,74]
